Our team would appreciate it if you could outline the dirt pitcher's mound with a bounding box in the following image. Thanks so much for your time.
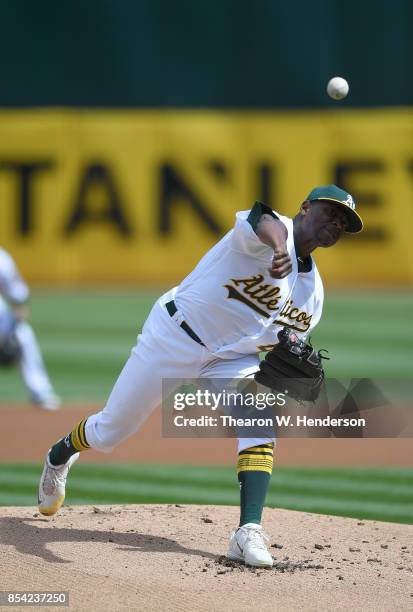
[0,505,412,612]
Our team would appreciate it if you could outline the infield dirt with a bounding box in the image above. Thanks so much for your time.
[1,504,412,611]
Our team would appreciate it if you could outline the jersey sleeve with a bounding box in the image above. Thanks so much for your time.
[230,201,280,257]
[0,248,30,304]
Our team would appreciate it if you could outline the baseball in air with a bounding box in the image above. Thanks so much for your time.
[326,77,349,100]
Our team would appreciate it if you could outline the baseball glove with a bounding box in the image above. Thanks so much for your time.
[254,328,328,402]
[0,332,21,367]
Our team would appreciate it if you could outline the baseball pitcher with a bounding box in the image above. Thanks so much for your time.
[38,185,362,566]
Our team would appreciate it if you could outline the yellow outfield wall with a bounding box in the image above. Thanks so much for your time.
[0,109,412,285]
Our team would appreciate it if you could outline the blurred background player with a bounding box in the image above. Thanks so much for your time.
[0,247,60,410]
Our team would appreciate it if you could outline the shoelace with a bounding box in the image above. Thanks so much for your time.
[242,527,270,550]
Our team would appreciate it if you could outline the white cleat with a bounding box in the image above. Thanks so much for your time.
[227,523,274,567]
[38,450,79,516]
[33,394,62,411]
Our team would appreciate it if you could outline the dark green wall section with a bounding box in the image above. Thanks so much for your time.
[0,0,411,107]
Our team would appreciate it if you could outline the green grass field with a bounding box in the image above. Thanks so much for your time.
[0,288,412,402]
[0,464,412,524]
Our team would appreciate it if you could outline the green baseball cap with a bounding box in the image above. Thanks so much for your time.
[306,184,363,233]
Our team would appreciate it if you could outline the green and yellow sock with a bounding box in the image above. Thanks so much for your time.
[49,418,90,466]
[237,442,274,526]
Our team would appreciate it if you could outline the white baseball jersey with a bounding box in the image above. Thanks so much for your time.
[170,210,324,358]
[0,247,30,309]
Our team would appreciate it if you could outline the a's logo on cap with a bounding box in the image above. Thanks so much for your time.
[345,194,355,209]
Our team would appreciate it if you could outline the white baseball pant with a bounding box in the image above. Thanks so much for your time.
[85,297,275,453]
[0,298,55,403]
